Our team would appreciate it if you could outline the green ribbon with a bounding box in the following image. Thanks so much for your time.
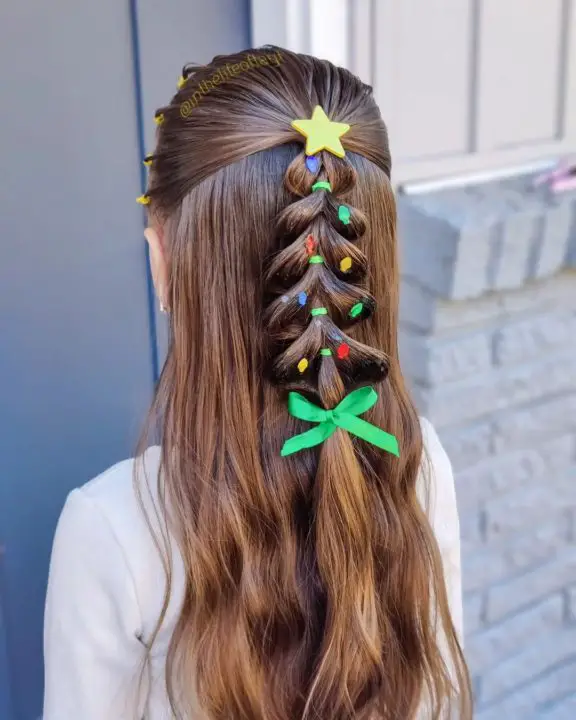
[280,387,400,458]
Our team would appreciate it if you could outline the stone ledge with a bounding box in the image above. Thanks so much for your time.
[398,174,576,302]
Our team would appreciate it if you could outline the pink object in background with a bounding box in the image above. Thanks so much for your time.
[533,158,576,193]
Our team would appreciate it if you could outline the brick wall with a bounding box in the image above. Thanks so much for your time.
[398,175,576,719]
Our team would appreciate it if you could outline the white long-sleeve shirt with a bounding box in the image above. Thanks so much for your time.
[43,418,463,719]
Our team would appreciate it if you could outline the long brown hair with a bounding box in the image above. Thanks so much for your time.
[138,47,471,719]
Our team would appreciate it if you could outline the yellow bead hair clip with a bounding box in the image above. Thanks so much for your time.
[136,194,150,205]
[340,257,352,272]
[177,75,186,89]
[154,113,164,126]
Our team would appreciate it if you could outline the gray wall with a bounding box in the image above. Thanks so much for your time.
[399,177,576,718]
[0,1,249,718]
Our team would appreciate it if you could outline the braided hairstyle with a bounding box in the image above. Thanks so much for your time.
[139,46,471,720]
[265,151,386,397]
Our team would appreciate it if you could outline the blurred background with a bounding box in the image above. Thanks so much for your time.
[0,1,575,718]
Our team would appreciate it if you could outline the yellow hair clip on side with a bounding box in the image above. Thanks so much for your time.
[136,194,151,205]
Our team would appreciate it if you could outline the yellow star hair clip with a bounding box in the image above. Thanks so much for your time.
[291,106,350,158]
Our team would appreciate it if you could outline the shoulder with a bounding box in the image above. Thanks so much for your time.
[419,416,452,484]
[54,446,183,641]
[76,445,162,538]
[417,417,459,548]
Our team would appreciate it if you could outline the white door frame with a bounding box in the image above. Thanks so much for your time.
[250,0,373,84]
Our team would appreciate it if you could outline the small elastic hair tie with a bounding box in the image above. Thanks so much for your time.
[143,155,153,167]
[136,194,151,205]
[154,113,165,125]
[311,307,328,317]
[320,348,332,356]
[349,302,364,318]
[312,181,332,192]
[309,255,324,265]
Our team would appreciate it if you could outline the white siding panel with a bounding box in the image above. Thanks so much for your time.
[376,0,473,161]
[563,0,576,146]
[477,0,565,150]
[309,0,350,68]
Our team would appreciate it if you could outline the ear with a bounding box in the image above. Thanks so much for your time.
[144,226,169,310]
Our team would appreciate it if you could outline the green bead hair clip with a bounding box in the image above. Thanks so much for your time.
[349,302,364,318]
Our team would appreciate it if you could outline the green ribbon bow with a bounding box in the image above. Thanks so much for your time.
[280,387,400,458]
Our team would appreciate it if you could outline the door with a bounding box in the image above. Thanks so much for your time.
[0,1,249,718]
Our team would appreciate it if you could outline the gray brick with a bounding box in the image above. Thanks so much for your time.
[487,551,576,621]
[541,692,576,720]
[499,270,576,316]
[451,224,498,300]
[399,278,438,333]
[464,592,484,635]
[490,200,543,290]
[398,189,495,300]
[534,197,576,279]
[462,546,507,593]
[485,464,576,540]
[493,311,576,367]
[425,350,576,427]
[438,421,493,472]
[566,585,576,624]
[479,627,576,703]
[567,219,576,268]
[495,350,576,412]
[398,200,460,298]
[505,516,570,570]
[466,595,563,675]
[454,435,574,511]
[435,293,503,332]
[459,508,482,552]
[399,330,493,386]
[493,395,576,452]
[407,381,428,416]
[430,333,493,385]
[425,371,498,426]
[475,660,576,720]
[398,328,422,383]
[462,517,569,593]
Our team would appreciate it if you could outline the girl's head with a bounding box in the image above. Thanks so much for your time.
[140,47,471,720]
